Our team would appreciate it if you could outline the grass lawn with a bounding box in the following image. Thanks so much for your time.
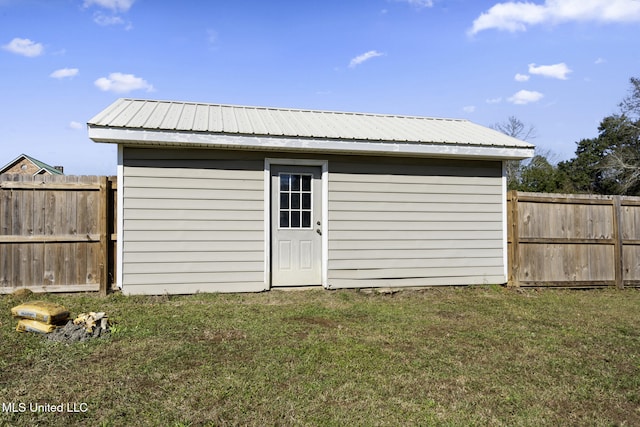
[1,286,639,426]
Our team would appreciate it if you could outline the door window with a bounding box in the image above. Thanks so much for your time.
[279,173,312,228]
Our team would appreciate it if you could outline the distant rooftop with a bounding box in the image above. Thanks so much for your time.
[0,154,63,175]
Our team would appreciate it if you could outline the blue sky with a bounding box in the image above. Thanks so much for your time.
[2,0,640,175]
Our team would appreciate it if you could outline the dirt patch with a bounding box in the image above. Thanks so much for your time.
[436,310,466,320]
[11,288,34,298]
[200,329,246,343]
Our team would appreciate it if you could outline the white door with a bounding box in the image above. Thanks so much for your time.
[271,165,322,286]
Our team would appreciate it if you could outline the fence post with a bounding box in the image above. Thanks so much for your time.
[99,176,109,296]
[508,190,520,287]
[613,196,624,289]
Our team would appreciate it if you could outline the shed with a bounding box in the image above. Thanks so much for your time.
[88,98,534,295]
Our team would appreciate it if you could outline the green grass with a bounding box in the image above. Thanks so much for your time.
[1,287,640,426]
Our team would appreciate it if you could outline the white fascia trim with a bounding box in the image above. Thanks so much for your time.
[31,168,47,176]
[89,127,535,160]
[264,158,329,289]
[116,145,124,289]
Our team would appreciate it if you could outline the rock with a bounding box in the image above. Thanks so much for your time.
[46,320,110,344]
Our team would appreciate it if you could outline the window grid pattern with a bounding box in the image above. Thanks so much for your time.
[279,173,312,228]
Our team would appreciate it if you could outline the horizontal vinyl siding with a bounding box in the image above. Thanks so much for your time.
[122,147,265,294]
[327,159,505,288]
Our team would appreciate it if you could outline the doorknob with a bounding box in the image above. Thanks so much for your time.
[316,228,322,235]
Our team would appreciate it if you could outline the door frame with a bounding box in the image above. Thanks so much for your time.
[264,158,329,289]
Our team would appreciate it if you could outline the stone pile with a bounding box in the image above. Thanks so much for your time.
[47,312,111,343]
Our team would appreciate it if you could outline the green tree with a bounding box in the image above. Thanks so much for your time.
[595,114,640,195]
[559,78,640,195]
[519,154,561,192]
[557,137,610,193]
[492,116,566,192]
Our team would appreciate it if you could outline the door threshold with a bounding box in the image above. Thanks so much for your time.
[271,285,323,291]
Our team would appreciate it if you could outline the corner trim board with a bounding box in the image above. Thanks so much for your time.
[116,144,124,290]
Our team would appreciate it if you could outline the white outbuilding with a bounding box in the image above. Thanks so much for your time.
[88,98,534,295]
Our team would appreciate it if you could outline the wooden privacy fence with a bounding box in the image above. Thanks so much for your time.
[508,191,640,288]
[2,178,640,293]
[0,174,116,295]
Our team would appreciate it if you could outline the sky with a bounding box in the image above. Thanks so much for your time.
[1,0,640,175]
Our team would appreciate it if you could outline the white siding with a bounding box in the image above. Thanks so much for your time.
[121,148,508,293]
[327,159,505,288]
[121,148,266,294]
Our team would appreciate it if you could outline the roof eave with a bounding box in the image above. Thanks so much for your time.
[88,126,535,160]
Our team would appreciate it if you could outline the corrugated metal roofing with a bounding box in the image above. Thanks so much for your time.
[88,98,534,149]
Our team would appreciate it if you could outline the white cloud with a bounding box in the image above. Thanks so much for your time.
[2,37,44,57]
[50,68,79,79]
[93,12,123,26]
[349,50,384,68]
[85,0,133,28]
[94,72,154,93]
[92,11,132,29]
[508,89,544,105]
[69,121,83,130]
[83,0,134,12]
[528,62,572,79]
[595,57,606,64]
[514,73,530,82]
[486,97,503,104]
[469,0,640,35]
[393,0,434,8]
[463,105,476,113]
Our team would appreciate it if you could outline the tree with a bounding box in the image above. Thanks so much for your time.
[560,78,640,195]
[556,137,609,193]
[595,113,640,194]
[491,116,537,190]
[620,77,640,119]
[519,154,561,192]
[492,115,537,142]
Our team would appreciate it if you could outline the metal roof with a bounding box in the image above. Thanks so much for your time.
[88,98,534,150]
